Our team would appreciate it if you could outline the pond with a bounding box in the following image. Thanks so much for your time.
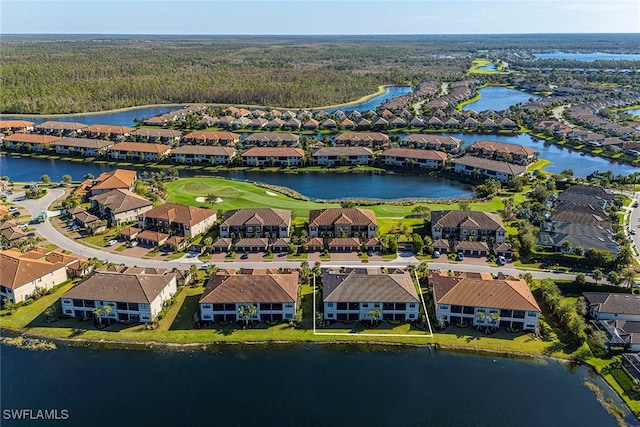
[5,86,414,127]
[533,52,640,61]
[1,344,631,427]
[462,87,537,113]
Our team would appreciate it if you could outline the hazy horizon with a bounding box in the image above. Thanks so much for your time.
[1,1,639,36]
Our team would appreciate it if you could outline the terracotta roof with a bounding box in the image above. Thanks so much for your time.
[333,132,389,144]
[307,237,324,247]
[1,226,26,241]
[140,203,216,227]
[469,140,535,157]
[241,147,304,157]
[83,124,134,134]
[213,237,232,248]
[92,169,137,192]
[243,132,299,144]
[328,237,360,248]
[381,148,447,161]
[584,293,640,316]
[200,272,299,303]
[323,269,419,303]
[183,131,240,143]
[119,226,141,237]
[235,237,269,248]
[36,121,88,131]
[90,189,152,214]
[2,133,61,144]
[403,134,462,146]
[0,120,34,129]
[309,208,377,228]
[54,137,114,149]
[63,272,175,304]
[431,272,540,312]
[131,129,183,139]
[0,250,67,290]
[454,240,490,251]
[451,155,526,175]
[431,211,505,231]
[137,230,169,243]
[312,147,373,157]
[221,208,291,228]
[170,145,236,156]
[107,142,171,154]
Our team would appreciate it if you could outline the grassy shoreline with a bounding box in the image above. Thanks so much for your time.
[0,85,399,118]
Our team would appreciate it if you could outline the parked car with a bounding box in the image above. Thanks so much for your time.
[8,206,18,212]
[199,263,211,270]
[130,241,138,247]
[634,201,639,208]
[498,255,506,265]
[457,252,464,261]
[241,252,249,259]
[18,224,28,229]
[107,239,118,246]
[631,229,637,235]
[433,250,440,258]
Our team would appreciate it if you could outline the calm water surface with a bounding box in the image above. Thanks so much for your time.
[533,52,640,61]
[462,87,537,112]
[0,344,628,427]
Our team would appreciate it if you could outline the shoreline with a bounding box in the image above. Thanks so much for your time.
[0,85,403,118]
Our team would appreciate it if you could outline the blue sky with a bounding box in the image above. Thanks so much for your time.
[1,0,639,35]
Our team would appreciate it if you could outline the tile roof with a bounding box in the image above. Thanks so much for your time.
[584,293,640,316]
[140,203,216,227]
[137,230,169,243]
[83,124,134,134]
[200,272,299,303]
[235,237,269,247]
[107,142,172,153]
[130,129,183,139]
[170,145,236,156]
[333,132,389,144]
[381,148,448,161]
[309,208,377,227]
[323,269,419,303]
[431,272,540,312]
[63,272,175,304]
[403,134,462,146]
[92,169,137,192]
[312,147,373,157]
[0,120,34,129]
[454,240,490,251]
[54,137,114,149]
[221,208,291,228]
[241,147,304,157]
[91,189,152,214]
[469,140,536,157]
[451,155,526,175]
[0,250,67,290]
[183,131,240,142]
[36,121,88,131]
[2,133,62,144]
[431,210,505,231]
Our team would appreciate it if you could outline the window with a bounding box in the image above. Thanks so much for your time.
[527,311,538,317]
[212,304,224,311]
[62,299,72,304]
[203,314,212,320]
[327,302,334,308]
[202,304,212,309]
[409,314,415,319]
[439,304,449,310]
[142,315,149,320]
[526,323,536,329]
[374,303,380,308]
[362,303,369,308]
[409,303,416,308]
[64,309,72,314]
[284,303,293,308]
[285,313,292,319]
[327,313,334,318]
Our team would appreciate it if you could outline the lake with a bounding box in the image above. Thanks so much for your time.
[533,52,640,61]
[0,155,473,200]
[462,87,536,113]
[0,344,631,427]
[5,86,413,127]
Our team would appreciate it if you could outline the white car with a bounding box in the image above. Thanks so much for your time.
[107,239,118,246]
[18,224,28,229]
[199,263,211,270]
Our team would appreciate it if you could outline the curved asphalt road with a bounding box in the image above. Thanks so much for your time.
[8,188,580,281]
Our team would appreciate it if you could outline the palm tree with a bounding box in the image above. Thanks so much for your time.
[103,305,112,324]
[560,240,572,253]
[205,193,219,206]
[476,310,485,327]
[238,304,257,328]
[622,269,637,288]
[93,307,105,327]
[368,309,382,327]
[592,268,603,285]
[615,246,633,268]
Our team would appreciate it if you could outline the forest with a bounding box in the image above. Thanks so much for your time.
[1,34,638,114]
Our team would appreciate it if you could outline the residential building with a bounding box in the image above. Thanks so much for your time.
[90,189,153,226]
[241,147,305,166]
[451,155,526,183]
[430,271,541,330]
[431,210,507,244]
[52,137,114,156]
[234,237,269,253]
[170,145,236,165]
[130,129,183,144]
[308,208,378,239]
[380,148,447,169]
[90,169,137,196]
[138,203,217,238]
[312,146,373,166]
[182,131,240,146]
[199,271,299,322]
[333,132,389,147]
[596,320,640,352]
[60,272,177,323]
[322,268,420,321]
[107,142,171,162]
[0,248,72,303]
[34,121,88,137]
[219,208,291,238]
[0,120,34,133]
[242,132,300,147]
[1,133,61,151]
[584,293,640,321]
[83,124,134,140]
[467,140,537,165]
[401,134,462,152]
